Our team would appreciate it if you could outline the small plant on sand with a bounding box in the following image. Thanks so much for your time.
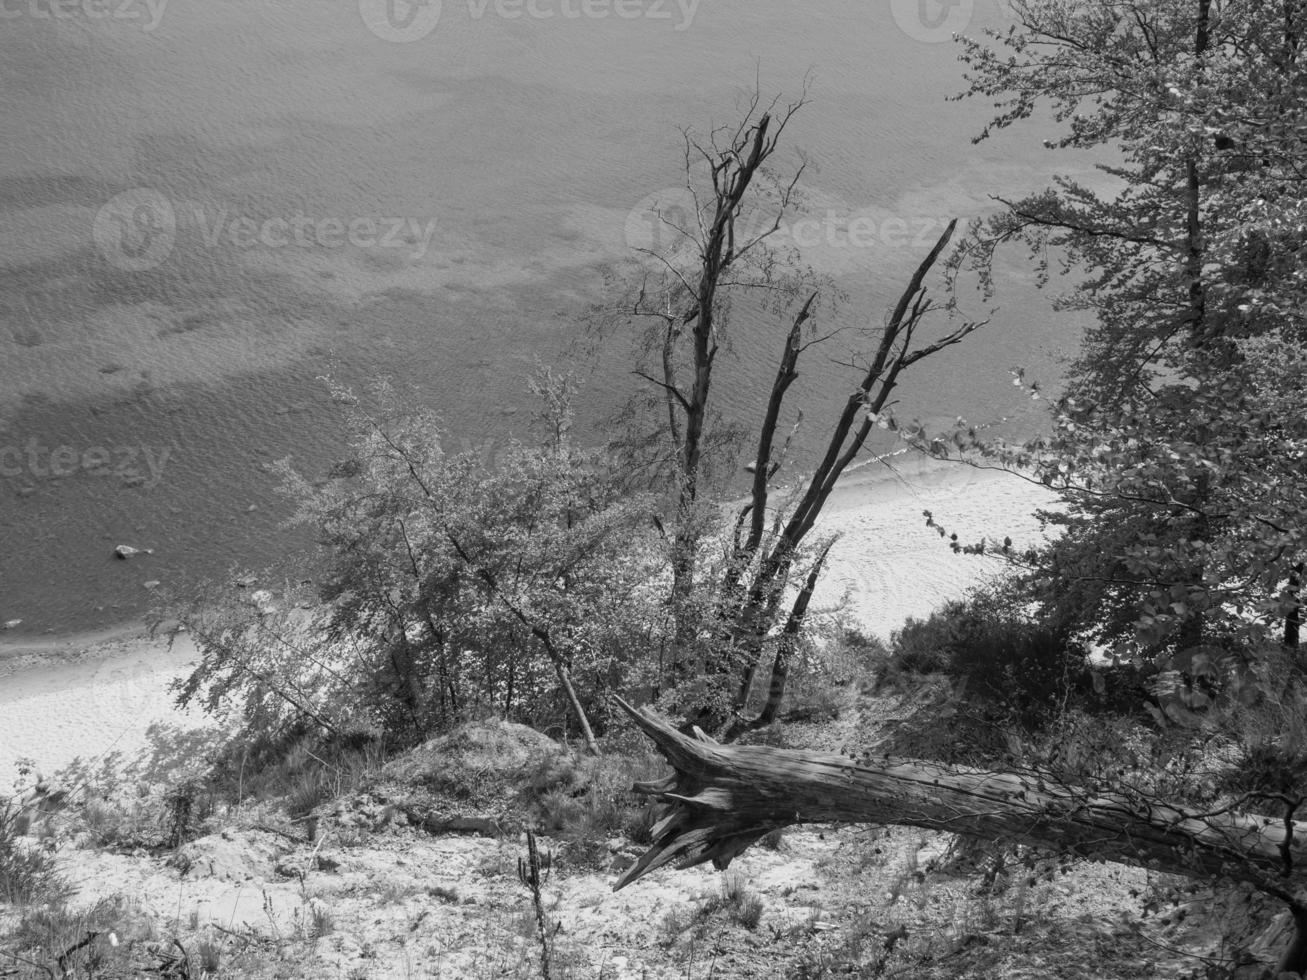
[308,903,335,940]
[711,873,764,930]
[195,936,223,975]
[5,895,142,977]
[666,873,765,943]
[0,800,70,907]
[518,830,556,979]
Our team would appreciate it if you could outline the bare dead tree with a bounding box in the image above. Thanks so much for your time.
[610,91,985,731]
[713,219,983,735]
[751,537,834,728]
[619,88,813,683]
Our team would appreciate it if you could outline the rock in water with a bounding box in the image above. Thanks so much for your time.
[114,545,153,560]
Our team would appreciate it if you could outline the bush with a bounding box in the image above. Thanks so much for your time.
[890,592,1089,728]
[743,624,886,725]
[889,607,960,675]
[663,874,765,942]
[702,873,764,930]
[170,377,667,754]
[197,723,386,818]
[6,895,141,973]
[533,746,665,867]
[951,619,1086,727]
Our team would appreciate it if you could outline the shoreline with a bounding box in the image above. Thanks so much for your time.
[0,452,1057,779]
[0,619,163,678]
[0,452,1036,668]
[0,629,204,780]
[0,618,154,652]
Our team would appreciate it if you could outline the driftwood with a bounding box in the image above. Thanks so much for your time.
[611,697,1307,902]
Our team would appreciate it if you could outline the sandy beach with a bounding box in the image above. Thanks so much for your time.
[0,458,1055,785]
[812,454,1057,639]
[0,629,206,787]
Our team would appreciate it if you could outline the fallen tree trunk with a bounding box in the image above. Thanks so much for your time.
[611,698,1307,902]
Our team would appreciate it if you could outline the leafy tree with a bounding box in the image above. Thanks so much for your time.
[942,0,1307,659]
[954,336,1307,659]
[955,0,1307,388]
[172,374,665,754]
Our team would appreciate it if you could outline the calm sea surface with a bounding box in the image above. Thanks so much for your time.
[0,0,1100,637]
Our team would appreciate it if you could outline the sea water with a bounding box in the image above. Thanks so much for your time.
[0,0,1099,636]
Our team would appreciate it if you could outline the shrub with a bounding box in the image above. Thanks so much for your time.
[6,895,136,969]
[308,903,335,939]
[284,766,344,820]
[0,801,70,907]
[170,377,667,753]
[662,875,765,943]
[776,682,842,724]
[35,729,238,854]
[195,937,222,975]
[197,723,386,820]
[739,624,886,727]
[889,591,1089,728]
[950,617,1087,727]
[701,873,764,930]
[533,746,665,867]
[621,803,658,846]
[889,607,959,675]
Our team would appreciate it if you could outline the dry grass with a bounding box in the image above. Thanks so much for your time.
[1,708,1266,980]
[0,802,70,907]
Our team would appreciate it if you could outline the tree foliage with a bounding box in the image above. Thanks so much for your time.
[937,0,1307,661]
[954,0,1307,392]
[918,337,1307,659]
[173,374,666,753]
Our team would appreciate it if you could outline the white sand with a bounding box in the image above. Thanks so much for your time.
[0,631,207,787]
[0,459,1055,784]
[812,455,1057,640]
